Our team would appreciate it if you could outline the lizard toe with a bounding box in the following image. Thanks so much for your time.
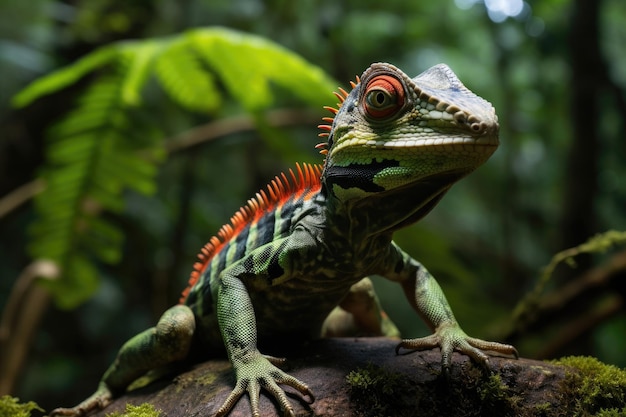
[263,354,287,366]
[466,337,519,359]
[395,333,439,355]
[215,380,247,417]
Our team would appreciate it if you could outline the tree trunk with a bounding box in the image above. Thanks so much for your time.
[560,0,604,257]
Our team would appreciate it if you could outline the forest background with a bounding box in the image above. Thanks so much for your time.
[1,0,625,413]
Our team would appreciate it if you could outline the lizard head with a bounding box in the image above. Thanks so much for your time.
[317,63,499,227]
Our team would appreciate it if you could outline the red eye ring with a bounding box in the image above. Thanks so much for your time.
[363,75,405,119]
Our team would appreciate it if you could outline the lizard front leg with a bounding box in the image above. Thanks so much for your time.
[50,305,195,416]
[214,247,313,417]
[383,243,517,373]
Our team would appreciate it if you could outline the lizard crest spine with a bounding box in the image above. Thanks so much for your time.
[180,163,323,303]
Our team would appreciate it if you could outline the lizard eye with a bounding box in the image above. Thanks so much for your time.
[363,75,405,119]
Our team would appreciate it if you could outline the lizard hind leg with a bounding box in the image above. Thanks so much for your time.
[50,305,196,417]
[321,277,400,338]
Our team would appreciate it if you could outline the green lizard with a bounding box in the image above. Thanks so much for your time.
[50,62,517,417]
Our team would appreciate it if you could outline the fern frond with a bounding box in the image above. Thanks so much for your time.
[155,37,220,113]
[29,66,162,308]
[118,41,161,106]
[12,45,118,108]
[189,28,336,111]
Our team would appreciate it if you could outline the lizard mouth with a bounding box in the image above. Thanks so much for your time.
[362,134,499,149]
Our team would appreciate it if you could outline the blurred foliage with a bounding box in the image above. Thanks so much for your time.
[1,0,625,413]
[516,230,626,317]
[0,396,43,417]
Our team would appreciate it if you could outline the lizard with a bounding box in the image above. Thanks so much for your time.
[50,62,518,417]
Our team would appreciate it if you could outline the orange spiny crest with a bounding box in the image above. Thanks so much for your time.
[271,177,284,197]
[315,142,329,156]
[252,190,271,220]
[323,106,339,115]
[180,163,323,304]
[337,87,350,99]
[180,286,191,301]
[218,223,234,239]
[231,211,246,227]
[248,197,260,213]
[267,179,279,200]
[333,91,346,103]
[317,76,360,155]
[288,166,300,198]
[300,163,310,183]
[278,172,289,195]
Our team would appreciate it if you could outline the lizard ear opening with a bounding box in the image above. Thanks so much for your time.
[363,75,405,119]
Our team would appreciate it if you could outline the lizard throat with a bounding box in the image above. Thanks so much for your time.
[322,167,471,236]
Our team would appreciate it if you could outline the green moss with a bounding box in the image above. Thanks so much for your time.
[477,374,518,410]
[452,366,521,417]
[105,403,161,417]
[347,357,625,416]
[346,363,414,417]
[346,364,528,417]
[0,396,43,417]
[346,364,523,417]
[595,408,626,417]
[532,402,554,416]
[553,356,626,416]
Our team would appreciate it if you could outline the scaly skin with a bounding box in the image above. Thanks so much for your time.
[50,62,517,417]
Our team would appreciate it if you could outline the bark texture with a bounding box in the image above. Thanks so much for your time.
[87,337,585,417]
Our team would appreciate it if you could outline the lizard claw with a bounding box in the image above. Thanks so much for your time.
[396,322,517,373]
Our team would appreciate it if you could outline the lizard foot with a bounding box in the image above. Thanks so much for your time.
[49,383,113,417]
[395,322,518,374]
[216,353,314,417]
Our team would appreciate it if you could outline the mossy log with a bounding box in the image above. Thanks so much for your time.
[88,337,625,417]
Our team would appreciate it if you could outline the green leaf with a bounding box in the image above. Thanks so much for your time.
[189,27,336,111]
[28,69,162,308]
[12,45,118,108]
[118,41,161,106]
[155,37,221,113]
